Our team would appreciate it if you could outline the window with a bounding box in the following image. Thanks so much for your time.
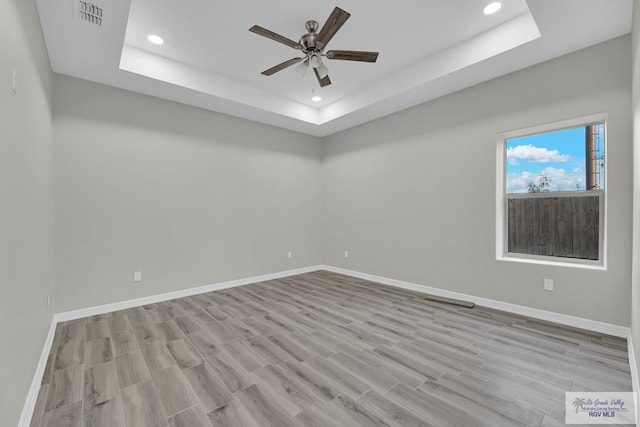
[496,115,606,268]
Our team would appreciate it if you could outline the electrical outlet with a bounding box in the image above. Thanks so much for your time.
[544,278,554,291]
[344,250,349,258]
[287,251,292,259]
[134,271,142,282]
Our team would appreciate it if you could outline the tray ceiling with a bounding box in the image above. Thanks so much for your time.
[36,0,632,136]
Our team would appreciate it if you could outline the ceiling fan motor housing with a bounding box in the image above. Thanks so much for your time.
[300,20,320,52]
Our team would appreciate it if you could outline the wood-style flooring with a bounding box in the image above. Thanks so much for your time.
[30,271,634,426]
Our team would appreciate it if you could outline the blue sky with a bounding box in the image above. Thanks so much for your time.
[506,124,604,193]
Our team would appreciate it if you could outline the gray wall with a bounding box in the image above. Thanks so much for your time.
[0,0,54,425]
[323,36,632,326]
[631,0,640,401]
[53,76,323,312]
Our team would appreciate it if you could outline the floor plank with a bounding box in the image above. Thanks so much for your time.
[207,399,261,427]
[84,361,119,407]
[45,365,84,412]
[152,365,199,416]
[54,337,84,371]
[166,338,203,369]
[233,384,297,427]
[120,379,166,427]
[141,340,176,373]
[304,355,370,398]
[83,397,126,427]
[42,400,83,427]
[168,406,212,427]
[182,362,233,412]
[156,320,185,342]
[114,351,150,389]
[30,383,49,427]
[110,330,139,356]
[85,337,113,368]
[356,389,432,427]
[205,351,254,393]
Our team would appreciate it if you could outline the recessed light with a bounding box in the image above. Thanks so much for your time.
[312,95,322,102]
[147,34,164,45]
[483,1,502,15]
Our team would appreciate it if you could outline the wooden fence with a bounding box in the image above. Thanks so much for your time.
[507,193,600,260]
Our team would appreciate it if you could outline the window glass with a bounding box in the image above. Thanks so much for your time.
[505,123,604,193]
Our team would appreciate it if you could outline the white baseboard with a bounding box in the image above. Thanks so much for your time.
[628,333,640,423]
[18,316,57,427]
[55,265,324,322]
[322,265,630,338]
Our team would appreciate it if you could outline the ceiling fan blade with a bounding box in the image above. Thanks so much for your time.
[316,7,351,49]
[314,68,331,87]
[261,58,304,76]
[326,50,379,63]
[249,25,302,50]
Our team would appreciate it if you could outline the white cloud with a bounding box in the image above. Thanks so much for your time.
[506,166,585,193]
[506,144,570,165]
[540,166,585,191]
[506,171,533,193]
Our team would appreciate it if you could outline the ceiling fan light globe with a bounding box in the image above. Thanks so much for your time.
[295,61,308,77]
[309,54,321,68]
[317,63,329,79]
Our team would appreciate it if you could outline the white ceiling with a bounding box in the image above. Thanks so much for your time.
[36,0,632,137]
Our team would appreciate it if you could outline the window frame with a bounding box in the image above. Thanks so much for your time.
[495,113,607,270]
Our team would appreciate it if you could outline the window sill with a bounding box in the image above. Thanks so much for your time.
[497,253,606,271]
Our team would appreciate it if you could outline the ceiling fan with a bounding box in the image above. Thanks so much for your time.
[249,7,379,87]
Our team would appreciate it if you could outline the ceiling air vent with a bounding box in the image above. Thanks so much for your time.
[76,0,103,26]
